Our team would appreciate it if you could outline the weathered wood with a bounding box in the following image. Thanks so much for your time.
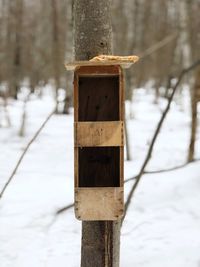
[75,188,124,221]
[78,147,120,188]
[65,60,136,71]
[74,65,124,198]
[81,221,119,267]
[74,65,124,122]
[75,121,124,147]
[74,146,124,188]
[74,147,79,187]
[74,65,122,76]
[78,76,119,121]
[74,147,124,188]
[74,65,124,214]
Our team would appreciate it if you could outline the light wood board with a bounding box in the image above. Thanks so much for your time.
[75,187,124,221]
[75,121,124,147]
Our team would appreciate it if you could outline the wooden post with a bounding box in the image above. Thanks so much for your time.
[73,0,121,266]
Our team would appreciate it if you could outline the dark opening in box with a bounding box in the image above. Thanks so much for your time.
[78,76,119,121]
[78,147,120,187]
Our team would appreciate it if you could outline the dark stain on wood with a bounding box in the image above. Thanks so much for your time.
[79,147,120,187]
[78,76,119,121]
[75,68,123,189]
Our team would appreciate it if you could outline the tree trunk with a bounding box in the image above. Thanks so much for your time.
[6,0,23,98]
[188,97,197,162]
[51,0,60,113]
[188,67,200,162]
[74,0,112,60]
[124,119,131,161]
[74,1,120,266]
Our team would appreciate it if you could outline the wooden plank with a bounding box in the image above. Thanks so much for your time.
[73,65,124,220]
[74,65,121,76]
[74,147,78,187]
[119,67,125,121]
[119,69,124,187]
[120,147,124,187]
[74,69,79,122]
[75,121,124,147]
[74,65,124,188]
[65,61,136,71]
[75,187,124,221]
[74,66,123,123]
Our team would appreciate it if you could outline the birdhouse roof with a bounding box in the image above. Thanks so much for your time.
[65,55,139,71]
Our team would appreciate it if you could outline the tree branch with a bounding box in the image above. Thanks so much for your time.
[139,32,178,59]
[125,158,200,183]
[56,203,74,214]
[0,108,56,199]
[122,59,200,223]
[55,157,200,216]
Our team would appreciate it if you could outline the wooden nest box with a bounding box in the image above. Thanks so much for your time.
[65,57,138,221]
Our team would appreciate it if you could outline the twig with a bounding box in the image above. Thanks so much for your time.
[0,108,56,199]
[56,203,74,214]
[55,157,200,215]
[124,119,131,161]
[145,158,200,174]
[55,158,200,215]
[125,158,200,183]
[122,59,200,223]
[139,32,178,59]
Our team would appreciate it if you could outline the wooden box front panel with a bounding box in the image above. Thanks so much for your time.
[74,65,124,220]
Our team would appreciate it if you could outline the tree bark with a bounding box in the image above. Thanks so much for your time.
[6,0,24,98]
[51,0,60,113]
[74,0,112,60]
[124,119,131,161]
[188,67,200,162]
[188,98,197,162]
[74,1,120,266]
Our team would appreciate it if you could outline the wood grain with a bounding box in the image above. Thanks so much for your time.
[65,61,137,71]
[75,121,124,147]
[75,187,124,221]
[73,65,124,220]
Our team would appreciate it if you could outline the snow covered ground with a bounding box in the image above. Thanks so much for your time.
[0,87,200,267]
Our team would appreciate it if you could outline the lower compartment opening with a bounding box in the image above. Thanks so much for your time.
[78,147,120,187]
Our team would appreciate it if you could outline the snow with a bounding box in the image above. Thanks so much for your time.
[0,87,200,267]
[122,163,200,267]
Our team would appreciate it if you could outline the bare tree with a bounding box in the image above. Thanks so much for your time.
[74,1,121,266]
